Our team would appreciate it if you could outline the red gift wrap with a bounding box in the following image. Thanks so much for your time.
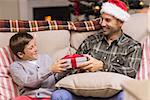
[63,54,88,69]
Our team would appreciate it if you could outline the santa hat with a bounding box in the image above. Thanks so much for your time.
[100,0,130,22]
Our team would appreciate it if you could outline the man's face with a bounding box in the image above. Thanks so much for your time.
[19,39,38,60]
[101,13,123,36]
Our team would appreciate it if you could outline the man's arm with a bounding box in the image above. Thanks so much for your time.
[77,38,143,78]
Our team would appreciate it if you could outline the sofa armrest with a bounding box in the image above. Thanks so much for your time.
[121,80,150,100]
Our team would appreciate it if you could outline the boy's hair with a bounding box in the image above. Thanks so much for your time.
[9,32,33,58]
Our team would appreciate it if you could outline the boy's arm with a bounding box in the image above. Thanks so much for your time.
[9,62,53,89]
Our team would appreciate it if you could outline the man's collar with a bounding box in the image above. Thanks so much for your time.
[100,31,125,45]
[117,33,128,46]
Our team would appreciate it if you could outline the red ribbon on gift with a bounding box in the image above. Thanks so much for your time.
[63,54,84,69]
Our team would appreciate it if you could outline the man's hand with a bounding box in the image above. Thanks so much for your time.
[50,59,69,73]
[78,54,104,72]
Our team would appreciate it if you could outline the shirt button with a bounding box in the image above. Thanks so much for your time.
[103,56,107,60]
[117,59,119,62]
[36,92,40,97]
[105,68,108,71]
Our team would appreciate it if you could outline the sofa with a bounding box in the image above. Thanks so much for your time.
[0,13,149,100]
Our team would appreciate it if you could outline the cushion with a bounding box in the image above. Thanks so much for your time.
[0,32,17,47]
[0,46,15,67]
[0,46,18,99]
[55,72,134,98]
[70,31,97,50]
[52,47,71,62]
[29,30,71,61]
[136,35,150,80]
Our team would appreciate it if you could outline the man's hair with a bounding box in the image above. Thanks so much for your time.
[9,32,33,58]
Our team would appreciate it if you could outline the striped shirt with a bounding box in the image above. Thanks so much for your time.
[76,32,143,78]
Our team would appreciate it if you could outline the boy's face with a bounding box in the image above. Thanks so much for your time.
[18,39,38,60]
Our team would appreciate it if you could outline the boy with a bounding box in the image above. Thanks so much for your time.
[9,32,69,100]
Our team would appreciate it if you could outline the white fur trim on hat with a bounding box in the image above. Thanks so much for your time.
[100,2,130,22]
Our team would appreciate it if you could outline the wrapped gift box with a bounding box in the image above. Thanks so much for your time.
[63,54,88,69]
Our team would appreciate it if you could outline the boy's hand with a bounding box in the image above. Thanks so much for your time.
[78,54,104,72]
[50,59,69,73]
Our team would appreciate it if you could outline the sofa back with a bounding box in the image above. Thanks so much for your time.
[122,13,148,41]
[33,30,71,61]
[1,13,148,59]
[0,30,71,62]
[0,13,149,100]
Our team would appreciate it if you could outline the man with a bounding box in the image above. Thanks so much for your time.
[52,0,143,100]
[76,0,142,78]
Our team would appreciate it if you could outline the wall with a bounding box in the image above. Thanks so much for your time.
[0,0,69,20]
[0,0,19,20]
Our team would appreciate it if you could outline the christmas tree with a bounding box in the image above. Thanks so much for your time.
[68,0,145,21]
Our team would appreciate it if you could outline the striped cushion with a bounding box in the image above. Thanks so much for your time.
[136,35,150,80]
[0,46,18,100]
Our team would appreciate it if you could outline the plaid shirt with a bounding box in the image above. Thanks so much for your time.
[76,31,143,78]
